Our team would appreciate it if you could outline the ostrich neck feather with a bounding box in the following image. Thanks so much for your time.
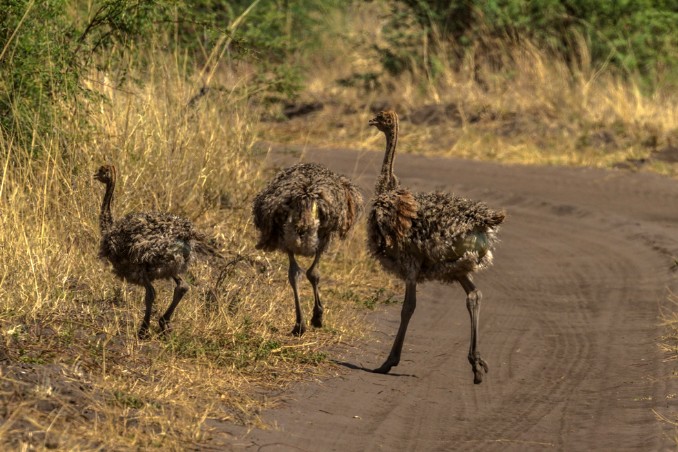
[100,172,115,233]
[376,116,399,194]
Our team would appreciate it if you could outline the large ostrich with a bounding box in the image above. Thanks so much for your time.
[367,111,505,384]
[94,164,221,339]
[252,163,363,336]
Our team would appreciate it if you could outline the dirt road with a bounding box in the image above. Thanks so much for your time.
[228,147,678,450]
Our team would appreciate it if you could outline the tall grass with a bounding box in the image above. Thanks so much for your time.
[658,292,678,442]
[2,0,677,447]
[266,1,678,175]
[0,39,391,448]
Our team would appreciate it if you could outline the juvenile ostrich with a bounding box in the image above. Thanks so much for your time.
[252,163,363,336]
[367,111,505,384]
[94,164,221,339]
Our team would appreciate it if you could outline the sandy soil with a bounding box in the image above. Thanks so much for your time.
[221,146,678,450]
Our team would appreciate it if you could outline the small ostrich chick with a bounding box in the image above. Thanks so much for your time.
[252,163,363,336]
[94,164,220,338]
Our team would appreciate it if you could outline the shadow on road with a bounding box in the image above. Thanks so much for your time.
[332,359,419,378]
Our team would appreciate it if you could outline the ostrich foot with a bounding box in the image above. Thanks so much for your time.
[372,356,398,374]
[469,352,489,384]
[158,318,173,337]
[291,323,306,337]
[137,326,151,340]
[311,312,323,328]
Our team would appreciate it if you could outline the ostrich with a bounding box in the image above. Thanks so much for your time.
[252,163,363,336]
[367,111,505,384]
[94,164,221,339]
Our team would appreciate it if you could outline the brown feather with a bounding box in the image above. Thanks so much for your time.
[252,162,363,257]
[367,111,505,283]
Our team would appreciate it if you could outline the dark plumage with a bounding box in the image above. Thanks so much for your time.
[367,111,505,383]
[94,164,221,338]
[252,162,363,335]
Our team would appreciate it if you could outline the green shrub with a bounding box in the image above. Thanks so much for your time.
[393,0,678,89]
[0,0,76,144]
[0,0,350,150]
[0,0,176,149]
[181,0,347,100]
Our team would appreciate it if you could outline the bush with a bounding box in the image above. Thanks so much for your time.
[0,0,350,149]
[0,0,177,148]
[393,0,678,89]
[182,0,348,100]
[0,0,76,144]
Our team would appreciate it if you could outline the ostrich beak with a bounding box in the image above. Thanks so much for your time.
[368,118,377,126]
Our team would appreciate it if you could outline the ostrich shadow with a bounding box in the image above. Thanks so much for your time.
[332,359,419,378]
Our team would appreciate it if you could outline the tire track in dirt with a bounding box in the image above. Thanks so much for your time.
[224,147,678,451]
[450,207,650,450]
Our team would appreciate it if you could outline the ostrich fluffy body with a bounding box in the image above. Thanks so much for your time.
[367,111,505,383]
[94,164,219,338]
[252,162,363,335]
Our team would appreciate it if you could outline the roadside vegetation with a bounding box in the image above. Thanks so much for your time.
[265,1,678,175]
[1,0,676,448]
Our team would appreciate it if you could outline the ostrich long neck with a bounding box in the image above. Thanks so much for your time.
[376,119,398,194]
[100,179,115,232]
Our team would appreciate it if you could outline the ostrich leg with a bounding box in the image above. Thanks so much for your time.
[159,276,189,335]
[138,274,156,339]
[459,275,489,384]
[288,252,306,336]
[373,280,417,374]
[306,250,324,328]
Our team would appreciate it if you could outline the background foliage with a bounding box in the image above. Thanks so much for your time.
[394,0,678,87]
[2,0,676,150]
[0,0,349,147]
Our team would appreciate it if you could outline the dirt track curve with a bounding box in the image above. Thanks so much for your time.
[225,147,678,450]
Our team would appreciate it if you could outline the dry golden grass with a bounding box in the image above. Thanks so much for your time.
[0,46,395,449]
[264,2,678,177]
[658,292,678,443]
[2,2,677,448]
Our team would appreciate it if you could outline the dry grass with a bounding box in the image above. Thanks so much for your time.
[0,45,394,449]
[658,292,678,443]
[264,2,678,177]
[2,2,677,448]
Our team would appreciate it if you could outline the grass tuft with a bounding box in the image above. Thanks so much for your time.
[0,45,394,449]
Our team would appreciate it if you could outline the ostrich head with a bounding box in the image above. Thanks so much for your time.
[94,164,116,185]
[369,110,398,133]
